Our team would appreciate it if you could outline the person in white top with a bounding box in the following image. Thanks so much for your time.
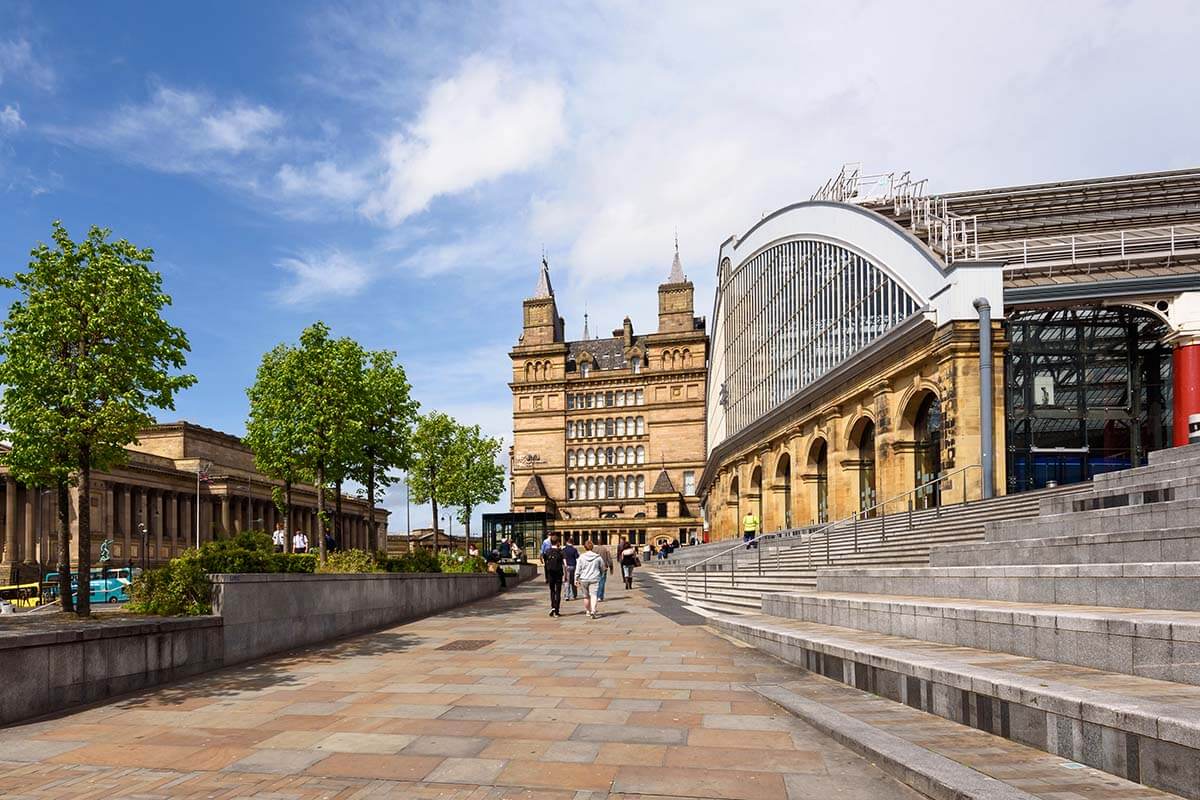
[573,540,606,619]
[272,523,287,553]
[292,531,308,553]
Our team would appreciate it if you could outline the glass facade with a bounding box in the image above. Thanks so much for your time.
[722,239,920,435]
[1005,307,1172,492]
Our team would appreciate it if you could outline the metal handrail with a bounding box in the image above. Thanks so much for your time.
[683,464,982,603]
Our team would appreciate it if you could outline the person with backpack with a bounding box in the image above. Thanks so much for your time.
[541,534,565,617]
[574,540,605,618]
[562,539,579,601]
[618,538,640,590]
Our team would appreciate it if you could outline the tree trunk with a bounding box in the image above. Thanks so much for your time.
[76,455,92,617]
[316,461,326,564]
[335,479,343,550]
[284,479,293,554]
[429,462,439,555]
[465,504,472,550]
[367,459,377,554]
[56,479,73,613]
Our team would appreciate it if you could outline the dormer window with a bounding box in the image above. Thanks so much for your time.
[581,362,591,378]
[630,357,641,374]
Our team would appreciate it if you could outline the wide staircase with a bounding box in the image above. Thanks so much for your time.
[702,442,1200,799]
[648,482,1077,615]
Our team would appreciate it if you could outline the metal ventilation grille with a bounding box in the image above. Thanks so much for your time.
[436,639,495,651]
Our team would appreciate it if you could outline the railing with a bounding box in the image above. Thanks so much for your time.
[682,464,982,604]
[811,163,927,210]
[981,223,1200,271]
[911,196,978,263]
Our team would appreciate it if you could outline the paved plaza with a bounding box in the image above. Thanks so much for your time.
[2,577,1171,800]
[0,580,923,799]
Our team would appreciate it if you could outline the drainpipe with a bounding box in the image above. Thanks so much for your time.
[973,298,995,499]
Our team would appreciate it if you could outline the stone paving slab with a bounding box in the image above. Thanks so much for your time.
[0,581,923,799]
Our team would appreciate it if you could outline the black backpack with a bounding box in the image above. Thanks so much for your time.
[543,547,564,573]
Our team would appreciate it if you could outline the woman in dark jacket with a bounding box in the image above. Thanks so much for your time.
[617,538,639,590]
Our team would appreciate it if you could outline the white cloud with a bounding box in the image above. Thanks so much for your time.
[363,57,566,225]
[0,38,54,90]
[49,85,285,176]
[0,103,22,134]
[273,249,371,306]
[276,160,369,204]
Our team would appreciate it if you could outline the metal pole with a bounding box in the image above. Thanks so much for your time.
[195,471,200,549]
[974,297,995,499]
[853,513,858,553]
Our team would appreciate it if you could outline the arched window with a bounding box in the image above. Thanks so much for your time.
[682,349,690,368]
[626,475,635,497]
[636,389,644,405]
[616,447,626,465]
[616,478,626,498]
[636,475,645,497]
[631,357,641,374]
[606,447,614,465]
[625,416,634,434]
[589,419,596,437]
[567,479,576,500]
[597,478,606,499]
[586,448,595,467]
[606,418,615,436]
[625,446,635,463]
[636,445,646,464]
[567,450,576,468]
[636,417,645,435]
[581,362,590,378]
[616,417,625,436]
[606,476,615,497]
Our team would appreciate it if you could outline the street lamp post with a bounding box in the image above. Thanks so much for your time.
[137,523,148,574]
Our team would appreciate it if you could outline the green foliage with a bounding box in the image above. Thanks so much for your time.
[317,548,378,574]
[438,549,487,574]
[448,424,505,537]
[127,555,211,616]
[271,553,318,573]
[0,222,196,614]
[379,549,441,573]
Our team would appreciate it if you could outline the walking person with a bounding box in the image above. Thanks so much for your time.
[594,539,614,601]
[619,538,639,589]
[541,534,565,617]
[292,529,308,554]
[575,540,605,618]
[562,539,579,601]
[271,522,287,553]
[742,511,760,550]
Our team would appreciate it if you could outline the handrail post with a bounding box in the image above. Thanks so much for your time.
[825,530,830,565]
[757,540,762,576]
[907,498,913,531]
[881,503,886,542]
[853,513,858,553]
[685,569,689,603]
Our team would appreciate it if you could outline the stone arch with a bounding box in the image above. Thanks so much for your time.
[806,437,830,524]
[773,451,792,529]
[847,414,878,514]
[900,388,943,508]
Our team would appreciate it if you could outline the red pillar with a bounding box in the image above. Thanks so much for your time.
[1173,342,1200,445]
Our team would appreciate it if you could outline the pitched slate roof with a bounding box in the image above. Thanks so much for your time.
[519,475,549,498]
[650,468,677,495]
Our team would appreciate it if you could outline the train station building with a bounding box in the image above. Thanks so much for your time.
[699,166,1200,540]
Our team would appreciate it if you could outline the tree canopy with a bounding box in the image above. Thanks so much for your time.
[448,423,505,542]
[0,221,195,614]
[407,411,460,552]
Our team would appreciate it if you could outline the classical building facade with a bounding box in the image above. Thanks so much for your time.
[0,422,388,583]
[700,166,1200,540]
[504,250,707,547]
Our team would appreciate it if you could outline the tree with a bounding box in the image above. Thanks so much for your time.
[351,350,418,553]
[407,411,459,554]
[245,343,309,550]
[290,323,365,564]
[0,222,194,616]
[448,424,505,548]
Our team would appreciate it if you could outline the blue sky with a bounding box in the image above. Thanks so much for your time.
[1,0,1198,528]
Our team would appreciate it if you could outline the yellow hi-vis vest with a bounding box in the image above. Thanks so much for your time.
[742,514,759,533]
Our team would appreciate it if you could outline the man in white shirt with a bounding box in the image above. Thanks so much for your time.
[272,522,287,553]
[293,530,308,554]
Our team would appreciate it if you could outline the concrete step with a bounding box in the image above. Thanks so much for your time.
[712,611,1200,799]
[1039,474,1200,517]
[933,524,1200,567]
[987,497,1200,543]
[817,561,1200,611]
[1148,441,1200,465]
[763,590,1200,684]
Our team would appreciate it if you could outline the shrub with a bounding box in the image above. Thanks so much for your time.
[439,549,486,574]
[127,553,212,615]
[270,553,317,573]
[317,548,378,574]
[380,549,441,573]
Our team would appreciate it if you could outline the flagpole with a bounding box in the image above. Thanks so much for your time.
[195,468,201,549]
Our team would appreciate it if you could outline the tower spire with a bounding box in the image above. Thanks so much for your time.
[582,306,590,340]
[668,232,685,283]
[533,255,554,299]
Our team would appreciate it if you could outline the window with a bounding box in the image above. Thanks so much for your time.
[606,476,615,497]
[636,475,645,496]
[606,447,614,465]
[626,416,635,434]
[586,393,594,408]
[616,391,625,407]
[596,392,604,407]
[683,470,695,495]
[616,446,626,466]
[568,450,577,467]
[581,363,590,378]
[606,418,615,436]
[597,478,607,499]
[636,446,646,464]
[568,479,576,500]
[616,478,626,498]
[625,475,635,497]
[606,391,614,406]
[625,446,635,463]
[636,388,645,405]
[626,390,634,405]
[566,395,575,410]
[616,417,626,436]
[657,502,667,518]
[586,448,595,467]
[631,357,641,374]
[566,421,574,439]
[636,417,645,435]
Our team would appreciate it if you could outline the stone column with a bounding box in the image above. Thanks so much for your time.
[166,493,177,556]
[4,478,17,567]
[23,485,36,564]
[179,495,191,550]
[152,490,164,561]
[121,485,133,561]
[219,496,230,536]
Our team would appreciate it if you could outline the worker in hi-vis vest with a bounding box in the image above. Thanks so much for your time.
[742,512,760,550]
